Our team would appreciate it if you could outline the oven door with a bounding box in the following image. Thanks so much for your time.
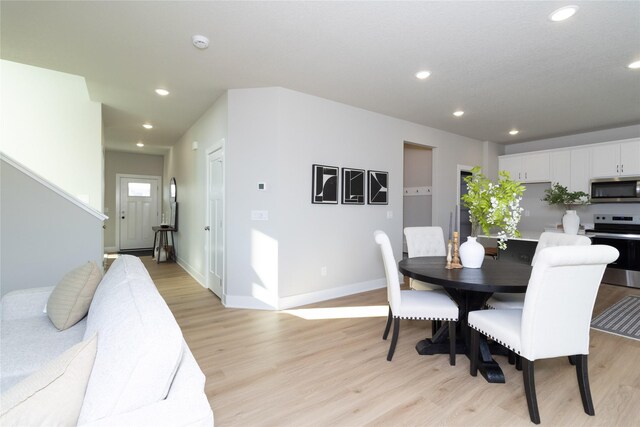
[590,235,640,288]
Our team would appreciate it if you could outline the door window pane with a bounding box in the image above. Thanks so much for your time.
[128,182,151,197]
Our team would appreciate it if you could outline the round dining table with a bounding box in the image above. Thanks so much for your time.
[398,256,532,383]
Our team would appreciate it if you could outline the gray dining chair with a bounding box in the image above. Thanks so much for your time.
[403,226,447,291]
[374,230,459,364]
[486,232,591,310]
[468,245,619,424]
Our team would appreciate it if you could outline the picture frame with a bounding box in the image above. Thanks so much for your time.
[312,164,339,204]
[367,170,388,205]
[341,168,365,205]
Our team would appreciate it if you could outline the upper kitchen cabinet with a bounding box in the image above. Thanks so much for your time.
[548,149,590,193]
[591,138,640,178]
[499,152,550,183]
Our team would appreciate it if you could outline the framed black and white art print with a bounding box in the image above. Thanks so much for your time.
[341,168,365,205]
[367,170,388,205]
[312,164,339,204]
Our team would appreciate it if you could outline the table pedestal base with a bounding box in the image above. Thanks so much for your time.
[415,336,506,384]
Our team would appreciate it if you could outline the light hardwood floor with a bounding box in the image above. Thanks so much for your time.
[136,256,639,426]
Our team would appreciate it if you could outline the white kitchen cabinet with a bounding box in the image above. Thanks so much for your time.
[499,152,550,183]
[591,139,640,178]
[570,148,590,194]
[550,150,570,188]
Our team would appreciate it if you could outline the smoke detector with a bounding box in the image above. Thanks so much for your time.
[192,35,209,49]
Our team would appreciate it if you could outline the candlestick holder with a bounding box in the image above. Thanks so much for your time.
[445,240,453,269]
[451,231,463,269]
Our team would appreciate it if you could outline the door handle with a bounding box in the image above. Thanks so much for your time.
[204,226,210,231]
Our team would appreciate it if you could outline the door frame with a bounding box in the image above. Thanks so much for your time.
[456,164,474,236]
[206,142,225,301]
[115,173,162,251]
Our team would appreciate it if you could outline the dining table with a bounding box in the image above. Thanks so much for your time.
[398,256,532,383]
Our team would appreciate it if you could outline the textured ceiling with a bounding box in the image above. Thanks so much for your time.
[1,1,639,153]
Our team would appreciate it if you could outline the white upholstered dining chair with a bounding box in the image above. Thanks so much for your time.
[486,232,591,310]
[468,245,619,424]
[374,230,459,364]
[404,226,447,291]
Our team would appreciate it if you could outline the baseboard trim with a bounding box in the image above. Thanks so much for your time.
[278,278,386,310]
[104,246,117,253]
[223,278,387,311]
[176,257,207,289]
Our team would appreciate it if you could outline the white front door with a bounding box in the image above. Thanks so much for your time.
[118,175,160,250]
[206,149,224,297]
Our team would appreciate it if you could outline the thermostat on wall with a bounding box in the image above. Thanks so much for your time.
[257,182,267,191]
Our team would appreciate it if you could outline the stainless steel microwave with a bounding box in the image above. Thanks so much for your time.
[590,177,640,203]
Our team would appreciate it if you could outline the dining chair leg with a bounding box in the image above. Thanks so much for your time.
[522,358,541,424]
[568,355,576,366]
[448,321,456,366]
[515,354,522,371]
[387,318,400,361]
[383,306,392,340]
[508,350,515,365]
[469,328,479,376]
[431,319,439,337]
[575,355,595,416]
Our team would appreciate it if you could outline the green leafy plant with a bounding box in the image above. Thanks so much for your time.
[461,166,526,250]
[541,183,590,210]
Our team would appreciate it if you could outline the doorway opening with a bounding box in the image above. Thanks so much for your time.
[403,143,434,254]
[459,169,473,239]
[115,174,161,251]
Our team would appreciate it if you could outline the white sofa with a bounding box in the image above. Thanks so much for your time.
[1,255,213,426]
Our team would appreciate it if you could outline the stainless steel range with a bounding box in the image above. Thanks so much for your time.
[586,214,640,288]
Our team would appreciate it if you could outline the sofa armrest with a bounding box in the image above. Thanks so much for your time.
[1,286,55,321]
[79,341,213,427]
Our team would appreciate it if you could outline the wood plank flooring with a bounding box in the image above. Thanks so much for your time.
[137,256,640,426]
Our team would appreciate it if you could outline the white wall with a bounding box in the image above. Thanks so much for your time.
[166,87,485,309]
[226,88,484,308]
[0,60,103,210]
[1,158,104,296]
[164,92,228,285]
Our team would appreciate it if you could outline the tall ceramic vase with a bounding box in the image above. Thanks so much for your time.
[459,236,485,268]
[562,210,580,235]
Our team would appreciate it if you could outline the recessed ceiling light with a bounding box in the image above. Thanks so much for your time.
[142,123,153,129]
[136,142,144,147]
[415,70,431,80]
[453,110,464,117]
[628,60,640,69]
[509,129,520,136]
[549,5,578,22]
[155,88,170,96]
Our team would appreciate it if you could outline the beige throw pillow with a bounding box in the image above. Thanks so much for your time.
[47,261,103,330]
[0,334,98,426]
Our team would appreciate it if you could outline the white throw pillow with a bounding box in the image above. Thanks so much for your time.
[47,261,103,330]
[0,334,98,426]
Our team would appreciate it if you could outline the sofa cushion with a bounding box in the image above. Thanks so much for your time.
[0,334,97,426]
[47,261,103,330]
[78,255,183,424]
[1,316,87,392]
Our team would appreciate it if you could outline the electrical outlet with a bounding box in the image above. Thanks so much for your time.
[386,211,393,219]
[320,266,327,276]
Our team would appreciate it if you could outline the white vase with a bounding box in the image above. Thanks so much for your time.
[562,210,580,235]
[459,236,485,268]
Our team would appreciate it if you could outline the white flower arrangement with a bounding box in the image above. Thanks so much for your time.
[462,167,526,250]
